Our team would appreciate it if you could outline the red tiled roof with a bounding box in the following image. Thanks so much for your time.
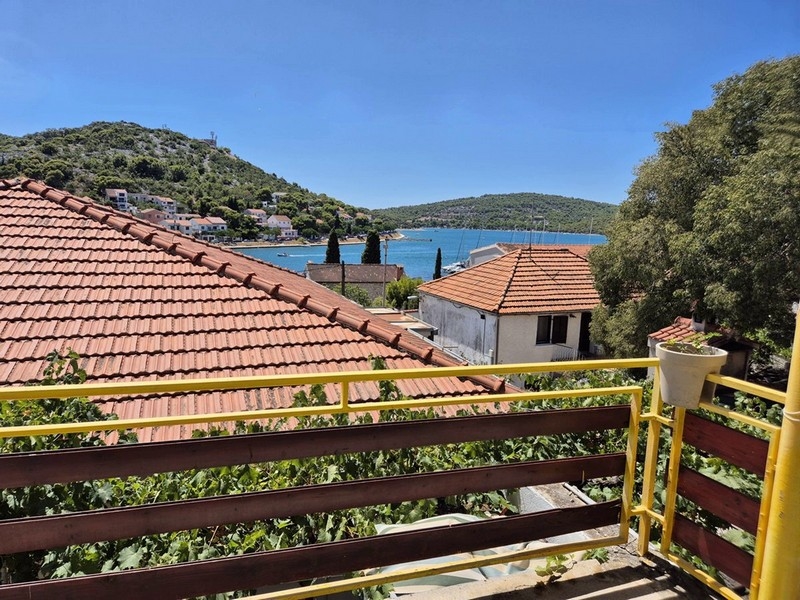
[418,248,600,314]
[0,179,502,440]
[495,243,595,258]
[648,317,725,345]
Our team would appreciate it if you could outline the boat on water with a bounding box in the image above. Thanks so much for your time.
[277,252,289,257]
[442,261,466,275]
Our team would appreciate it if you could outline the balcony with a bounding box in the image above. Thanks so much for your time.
[0,348,796,599]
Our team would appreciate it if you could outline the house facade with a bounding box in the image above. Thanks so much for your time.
[418,248,600,365]
[104,188,128,212]
[244,208,269,225]
[138,208,167,224]
[266,214,298,239]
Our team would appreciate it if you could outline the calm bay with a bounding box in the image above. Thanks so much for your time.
[235,228,606,282]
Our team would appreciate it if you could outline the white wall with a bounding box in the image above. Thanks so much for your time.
[419,294,498,364]
[468,244,503,267]
[421,291,586,366]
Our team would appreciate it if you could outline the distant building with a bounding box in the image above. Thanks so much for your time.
[139,208,167,224]
[127,193,177,215]
[244,208,269,226]
[418,248,600,365]
[104,188,128,212]
[266,214,298,239]
[163,218,195,236]
[190,217,228,238]
[306,263,405,300]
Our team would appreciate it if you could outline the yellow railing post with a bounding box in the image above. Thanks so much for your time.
[758,311,800,599]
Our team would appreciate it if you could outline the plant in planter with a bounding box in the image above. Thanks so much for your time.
[655,335,728,409]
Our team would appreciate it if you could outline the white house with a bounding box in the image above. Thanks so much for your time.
[266,214,298,239]
[190,217,228,236]
[104,188,129,212]
[417,248,600,365]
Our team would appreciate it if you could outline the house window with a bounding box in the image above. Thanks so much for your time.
[536,316,551,344]
[552,315,568,344]
[536,314,569,345]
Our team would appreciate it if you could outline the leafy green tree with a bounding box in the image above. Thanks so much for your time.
[131,155,165,179]
[325,231,340,264]
[326,283,372,307]
[433,248,442,280]
[589,56,800,356]
[361,230,382,264]
[385,276,423,309]
[255,187,273,205]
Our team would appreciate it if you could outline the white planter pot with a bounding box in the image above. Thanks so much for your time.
[655,342,728,409]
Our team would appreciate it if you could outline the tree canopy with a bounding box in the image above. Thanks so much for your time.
[385,276,423,309]
[589,56,800,357]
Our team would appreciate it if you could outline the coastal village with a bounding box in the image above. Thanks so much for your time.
[1,52,799,599]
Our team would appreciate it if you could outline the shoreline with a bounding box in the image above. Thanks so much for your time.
[228,231,405,250]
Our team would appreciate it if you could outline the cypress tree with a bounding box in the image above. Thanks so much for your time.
[361,230,381,264]
[433,247,442,279]
[325,231,340,264]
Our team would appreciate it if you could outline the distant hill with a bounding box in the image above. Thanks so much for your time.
[0,121,379,237]
[372,192,618,234]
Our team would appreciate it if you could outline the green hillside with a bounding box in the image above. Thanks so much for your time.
[0,121,379,237]
[373,192,618,234]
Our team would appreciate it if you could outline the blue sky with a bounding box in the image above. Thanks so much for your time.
[0,1,797,209]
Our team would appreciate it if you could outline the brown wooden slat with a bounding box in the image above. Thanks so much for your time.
[0,453,626,553]
[0,500,621,600]
[683,412,768,476]
[672,513,754,587]
[0,405,630,488]
[677,466,761,535]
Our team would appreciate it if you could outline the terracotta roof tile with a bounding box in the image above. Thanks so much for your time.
[0,178,504,441]
[419,248,600,314]
[648,317,725,345]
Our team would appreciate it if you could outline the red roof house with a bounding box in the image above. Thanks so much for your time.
[417,248,601,364]
[0,179,501,440]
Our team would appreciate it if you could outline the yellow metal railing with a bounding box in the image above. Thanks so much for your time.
[1,359,647,599]
[634,366,786,600]
[0,353,794,599]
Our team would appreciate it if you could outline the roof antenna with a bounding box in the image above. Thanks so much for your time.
[528,202,534,249]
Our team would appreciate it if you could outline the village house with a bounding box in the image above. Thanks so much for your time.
[138,207,167,224]
[244,207,269,226]
[305,263,406,300]
[417,248,601,365]
[266,214,298,239]
[189,216,228,238]
[0,178,501,442]
[104,188,128,212]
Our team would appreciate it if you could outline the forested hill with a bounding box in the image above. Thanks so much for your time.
[372,193,618,234]
[0,121,366,224]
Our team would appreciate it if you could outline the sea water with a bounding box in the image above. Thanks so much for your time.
[235,228,606,282]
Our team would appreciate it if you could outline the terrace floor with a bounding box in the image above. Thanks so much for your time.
[400,483,723,600]
[410,543,721,600]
